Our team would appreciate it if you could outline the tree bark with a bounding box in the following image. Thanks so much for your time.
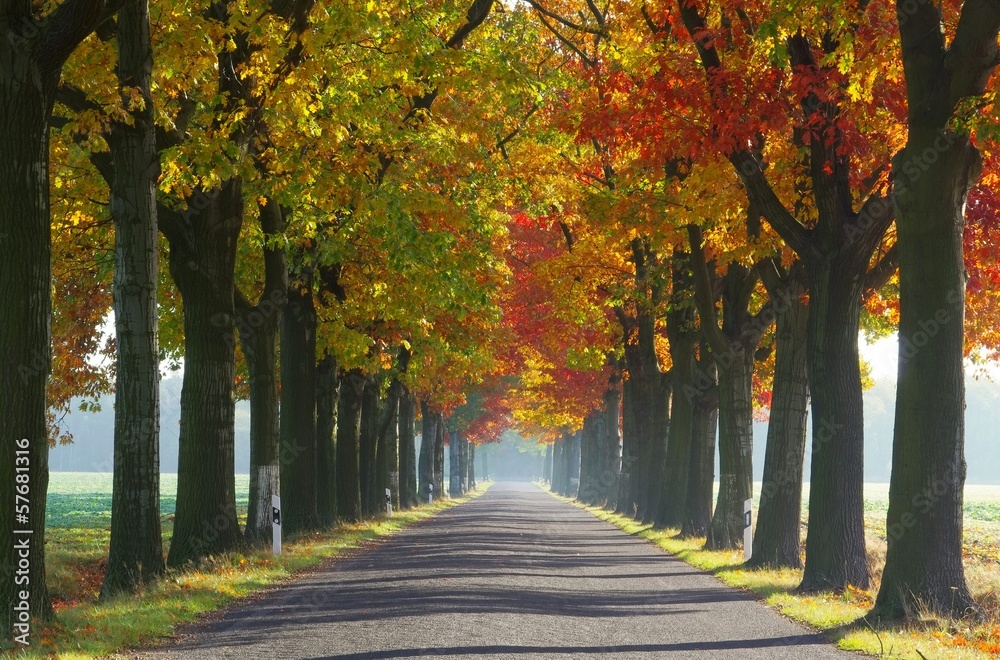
[336,368,364,522]
[375,354,406,514]
[315,354,339,527]
[577,413,598,504]
[1,0,134,633]
[278,275,319,534]
[449,431,462,497]
[681,349,718,538]
[433,414,447,499]
[616,374,639,515]
[543,442,553,486]
[687,230,766,550]
[468,442,476,490]
[657,255,698,529]
[102,0,165,597]
[873,0,1000,617]
[418,401,436,501]
[876,127,976,616]
[459,434,469,494]
[165,180,244,567]
[799,259,870,590]
[625,312,670,521]
[381,393,400,511]
[552,436,566,494]
[707,342,754,549]
[658,341,696,529]
[563,430,582,498]
[398,389,418,508]
[749,263,809,569]
[359,376,381,517]
[236,200,286,546]
[599,372,622,509]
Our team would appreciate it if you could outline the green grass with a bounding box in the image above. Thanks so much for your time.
[7,483,490,659]
[45,473,251,529]
[551,490,1000,659]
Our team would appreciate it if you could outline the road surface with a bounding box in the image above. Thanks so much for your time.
[142,482,853,659]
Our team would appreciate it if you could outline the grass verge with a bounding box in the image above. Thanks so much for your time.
[549,491,1000,659]
[11,484,490,659]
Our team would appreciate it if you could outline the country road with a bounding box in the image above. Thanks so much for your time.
[141,482,853,659]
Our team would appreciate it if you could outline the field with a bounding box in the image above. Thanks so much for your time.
[46,472,251,529]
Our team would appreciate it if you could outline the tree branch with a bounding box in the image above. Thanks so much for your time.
[38,0,132,74]
[687,224,728,355]
[864,243,898,296]
[525,0,602,35]
[947,0,1000,107]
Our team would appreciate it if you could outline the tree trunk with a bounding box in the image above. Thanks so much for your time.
[237,201,286,546]
[359,376,381,517]
[433,414,447,499]
[315,354,339,528]
[543,442,553,486]
[563,431,581,498]
[875,126,979,617]
[278,276,319,534]
[468,442,476,489]
[449,431,462,497]
[658,341,696,529]
[102,0,165,597]
[418,401,436,501]
[687,237,762,551]
[398,389,418,508]
[706,345,755,550]
[599,375,622,509]
[681,350,717,538]
[336,369,364,522]
[577,413,598,504]
[552,437,566,494]
[799,259,870,591]
[459,435,469,494]
[1,1,125,634]
[616,375,639,515]
[657,257,698,529]
[645,374,670,524]
[166,180,244,567]
[382,394,400,511]
[623,334,665,522]
[749,268,809,568]
[0,79,56,635]
[375,362,404,514]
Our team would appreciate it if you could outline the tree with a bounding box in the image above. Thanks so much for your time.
[102,0,165,597]
[673,0,899,590]
[875,0,1000,619]
[279,271,320,534]
[1,0,129,634]
[237,201,288,545]
[748,260,809,568]
[687,224,770,549]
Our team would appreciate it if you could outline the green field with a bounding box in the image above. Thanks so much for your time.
[49,473,1000,529]
[46,472,251,528]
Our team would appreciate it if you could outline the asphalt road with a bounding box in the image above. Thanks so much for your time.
[142,482,853,659]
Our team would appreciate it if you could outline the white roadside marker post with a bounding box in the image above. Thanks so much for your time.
[428,482,433,505]
[386,487,393,518]
[272,494,282,556]
[743,498,752,562]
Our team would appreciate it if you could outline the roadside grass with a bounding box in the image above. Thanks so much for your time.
[552,492,1000,659]
[11,485,490,659]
